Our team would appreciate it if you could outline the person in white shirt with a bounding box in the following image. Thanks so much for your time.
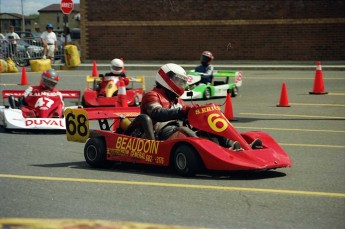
[40,24,57,61]
[5,25,20,56]
[0,33,5,47]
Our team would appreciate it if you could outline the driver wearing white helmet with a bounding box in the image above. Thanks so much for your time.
[140,63,195,140]
[140,63,262,149]
[99,58,129,97]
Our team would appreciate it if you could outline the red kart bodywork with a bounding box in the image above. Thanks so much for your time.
[1,89,81,130]
[2,89,81,118]
[65,104,292,176]
[82,88,143,107]
[81,75,145,107]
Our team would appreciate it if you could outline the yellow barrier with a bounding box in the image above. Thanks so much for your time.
[29,59,51,72]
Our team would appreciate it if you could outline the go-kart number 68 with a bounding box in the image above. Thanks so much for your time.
[65,108,89,143]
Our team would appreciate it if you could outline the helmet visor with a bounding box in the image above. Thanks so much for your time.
[42,75,58,88]
[171,73,187,89]
[201,55,212,63]
[111,66,122,72]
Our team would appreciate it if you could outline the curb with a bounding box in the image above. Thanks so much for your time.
[53,63,345,71]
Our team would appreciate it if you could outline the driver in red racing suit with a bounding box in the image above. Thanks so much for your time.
[140,63,195,140]
[141,63,262,149]
[20,69,64,118]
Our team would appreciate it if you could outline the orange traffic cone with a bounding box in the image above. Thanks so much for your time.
[224,90,236,121]
[309,61,328,95]
[116,80,128,107]
[19,66,29,85]
[92,61,98,77]
[277,82,290,107]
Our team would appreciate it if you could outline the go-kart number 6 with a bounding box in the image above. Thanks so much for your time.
[65,108,89,143]
[207,113,228,133]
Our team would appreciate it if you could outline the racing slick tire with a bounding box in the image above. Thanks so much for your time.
[231,86,238,97]
[81,96,88,108]
[84,137,109,168]
[204,87,211,100]
[172,144,203,177]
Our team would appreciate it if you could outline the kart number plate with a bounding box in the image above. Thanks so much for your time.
[65,108,89,143]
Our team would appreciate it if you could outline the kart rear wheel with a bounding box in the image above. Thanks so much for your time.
[204,87,211,100]
[172,144,202,177]
[231,86,238,97]
[84,137,108,168]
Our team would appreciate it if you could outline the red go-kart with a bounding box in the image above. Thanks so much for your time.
[81,75,145,107]
[65,103,292,176]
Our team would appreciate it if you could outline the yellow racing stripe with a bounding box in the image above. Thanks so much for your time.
[0,174,344,198]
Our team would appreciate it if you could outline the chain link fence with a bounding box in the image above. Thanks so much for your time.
[0,38,64,67]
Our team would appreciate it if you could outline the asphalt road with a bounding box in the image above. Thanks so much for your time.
[0,68,344,229]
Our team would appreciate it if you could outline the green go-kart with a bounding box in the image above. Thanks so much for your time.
[180,70,243,100]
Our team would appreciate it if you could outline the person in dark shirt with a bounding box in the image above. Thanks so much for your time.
[194,51,214,84]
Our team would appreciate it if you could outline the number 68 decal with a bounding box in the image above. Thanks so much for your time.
[64,108,89,143]
[207,113,228,132]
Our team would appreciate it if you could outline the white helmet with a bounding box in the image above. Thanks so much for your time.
[110,58,124,74]
[156,63,188,97]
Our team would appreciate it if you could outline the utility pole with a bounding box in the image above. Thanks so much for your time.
[21,0,25,32]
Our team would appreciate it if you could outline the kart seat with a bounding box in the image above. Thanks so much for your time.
[8,95,24,108]
[213,81,225,86]
[124,114,155,140]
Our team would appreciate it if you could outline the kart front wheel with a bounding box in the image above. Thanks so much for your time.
[172,144,203,177]
[231,86,238,97]
[204,87,211,100]
[84,137,108,168]
[81,96,89,108]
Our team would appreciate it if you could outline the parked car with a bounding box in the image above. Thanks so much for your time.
[16,31,41,42]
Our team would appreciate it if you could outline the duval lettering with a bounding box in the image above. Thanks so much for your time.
[25,119,64,127]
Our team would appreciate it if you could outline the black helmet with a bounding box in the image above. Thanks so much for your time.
[200,51,214,64]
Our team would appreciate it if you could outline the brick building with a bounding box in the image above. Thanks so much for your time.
[38,4,80,33]
[79,0,345,61]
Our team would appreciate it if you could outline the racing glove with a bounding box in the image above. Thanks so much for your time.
[122,77,129,86]
[182,105,193,116]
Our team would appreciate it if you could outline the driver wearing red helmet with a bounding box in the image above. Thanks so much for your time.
[17,69,64,118]
[140,63,195,140]
[195,51,214,84]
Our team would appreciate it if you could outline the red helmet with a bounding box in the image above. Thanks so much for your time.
[155,63,188,97]
[201,51,214,63]
[40,69,59,89]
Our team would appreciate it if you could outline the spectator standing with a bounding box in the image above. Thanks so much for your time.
[59,27,72,64]
[5,25,20,56]
[40,24,57,61]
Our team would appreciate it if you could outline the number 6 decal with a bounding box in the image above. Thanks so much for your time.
[65,108,89,143]
[207,113,228,132]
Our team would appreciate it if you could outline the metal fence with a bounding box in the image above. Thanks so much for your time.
[0,38,64,67]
